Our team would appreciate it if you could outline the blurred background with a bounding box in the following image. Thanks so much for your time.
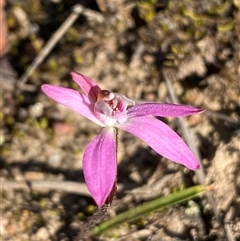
[1,0,240,240]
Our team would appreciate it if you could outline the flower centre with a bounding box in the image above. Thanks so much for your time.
[97,90,122,113]
[94,90,135,126]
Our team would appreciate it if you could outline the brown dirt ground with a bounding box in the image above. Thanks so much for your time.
[1,0,240,240]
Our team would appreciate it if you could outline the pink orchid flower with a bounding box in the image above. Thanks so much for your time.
[41,72,203,207]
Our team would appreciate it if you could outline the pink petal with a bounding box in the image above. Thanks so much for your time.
[127,103,204,118]
[83,128,117,207]
[120,116,200,170]
[71,71,101,102]
[41,84,104,126]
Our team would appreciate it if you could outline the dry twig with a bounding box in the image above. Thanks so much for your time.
[17,4,104,90]
[1,180,90,196]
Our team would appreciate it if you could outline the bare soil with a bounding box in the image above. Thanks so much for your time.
[1,0,240,240]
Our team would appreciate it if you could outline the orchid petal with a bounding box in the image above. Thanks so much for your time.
[119,116,200,170]
[71,71,101,102]
[127,103,204,118]
[83,128,117,207]
[41,84,104,126]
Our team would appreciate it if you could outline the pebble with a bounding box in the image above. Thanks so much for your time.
[29,102,44,118]
[165,215,187,238]
[53,122,75,136]
[35,227,50,240]
[130,229,153,239]
[48,153,63,168]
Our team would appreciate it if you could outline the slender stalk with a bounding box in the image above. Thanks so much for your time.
[90,185,206,237]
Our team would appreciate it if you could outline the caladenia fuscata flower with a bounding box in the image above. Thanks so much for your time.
[41,72,204,207]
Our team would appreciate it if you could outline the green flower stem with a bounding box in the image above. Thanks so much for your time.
[90,185,206,237]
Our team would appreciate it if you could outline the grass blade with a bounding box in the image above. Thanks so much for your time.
[90,185,206,237]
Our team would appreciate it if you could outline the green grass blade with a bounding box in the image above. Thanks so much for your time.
[90,185,206,237]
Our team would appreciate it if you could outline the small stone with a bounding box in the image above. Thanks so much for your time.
[165,215,187,238]
[35,227,50,240]
[29,102,44,118]
[53,122,75,136]
[131,229,153,239]
[48,153,63,168]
